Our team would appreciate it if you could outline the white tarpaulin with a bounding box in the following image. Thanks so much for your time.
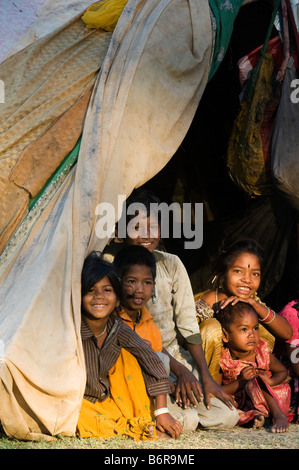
[0,0,212,439]
[0,0,95,63]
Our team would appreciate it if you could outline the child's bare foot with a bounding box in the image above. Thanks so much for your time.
[253,414,265,430]
[148,425,155,439]
[271,413,289,433]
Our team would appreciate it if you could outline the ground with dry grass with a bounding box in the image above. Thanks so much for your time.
[0,423,298,450]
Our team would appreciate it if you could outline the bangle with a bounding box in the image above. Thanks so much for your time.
[259,307,271,322]
[154,407,169,417]
[264,310,276,324]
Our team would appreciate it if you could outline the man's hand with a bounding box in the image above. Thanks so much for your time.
[201,375,236,410]
[175,367,203,408]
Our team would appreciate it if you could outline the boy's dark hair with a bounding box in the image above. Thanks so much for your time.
[81,251,121,298]
[113,245,156,280]
[217,301,258,332]
[211,238,265,290]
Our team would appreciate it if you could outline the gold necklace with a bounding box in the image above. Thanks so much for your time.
[95,325,107,338]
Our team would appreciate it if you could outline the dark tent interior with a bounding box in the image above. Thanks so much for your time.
[140,0,299,312]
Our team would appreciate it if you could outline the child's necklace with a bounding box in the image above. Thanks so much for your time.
[95,325,107,338]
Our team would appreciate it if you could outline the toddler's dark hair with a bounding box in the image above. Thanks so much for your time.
[113,245,156,280]
[81,251,121,299]
[217,301,258,332]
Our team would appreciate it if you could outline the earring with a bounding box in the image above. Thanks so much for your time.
[212,275,222,289]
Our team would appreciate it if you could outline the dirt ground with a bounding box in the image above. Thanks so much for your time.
[1,423,298,450]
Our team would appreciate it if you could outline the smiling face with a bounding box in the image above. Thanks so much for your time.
[121,264,155,319]
[126,210,160,253]
[223,308,260,357]
[82,276,119,322]
[223,253,261,299]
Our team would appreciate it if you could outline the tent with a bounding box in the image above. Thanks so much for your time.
[0,0,298,440]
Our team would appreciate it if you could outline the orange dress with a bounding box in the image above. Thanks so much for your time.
[220,339,292,425]
[77,349,156,440]
[77,315,169,441]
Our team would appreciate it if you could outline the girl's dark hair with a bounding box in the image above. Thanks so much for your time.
[81,251,121,298]
[113,245,156,280]
[217,301,258,332]
[211,238,265,290]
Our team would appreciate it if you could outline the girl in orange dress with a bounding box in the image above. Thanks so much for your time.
[77,251,182,440]
[215,301,292,433]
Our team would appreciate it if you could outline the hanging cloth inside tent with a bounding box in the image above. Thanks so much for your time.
[226,0,285,197]
[208,0,244,79]
[271,0,299,210]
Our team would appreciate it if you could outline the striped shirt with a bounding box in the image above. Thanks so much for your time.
[81,314,171,403]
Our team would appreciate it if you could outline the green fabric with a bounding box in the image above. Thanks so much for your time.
[0,138,81,270]
[28,138,81,211]
[208,0,245,80]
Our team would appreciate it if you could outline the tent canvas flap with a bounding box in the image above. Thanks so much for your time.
[0,0,212,439]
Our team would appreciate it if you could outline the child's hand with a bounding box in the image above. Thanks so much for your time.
[256,370,272,385]
[219,296,255,310]
[239,365,256,381]
[155,413,182,440]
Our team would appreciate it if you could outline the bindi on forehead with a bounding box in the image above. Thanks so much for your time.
[231,263,261,274]
[232,253,261,270]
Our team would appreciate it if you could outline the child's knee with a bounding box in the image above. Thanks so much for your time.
[197,397,239,430]
[181,406,200,432]
[167,397,199,432]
